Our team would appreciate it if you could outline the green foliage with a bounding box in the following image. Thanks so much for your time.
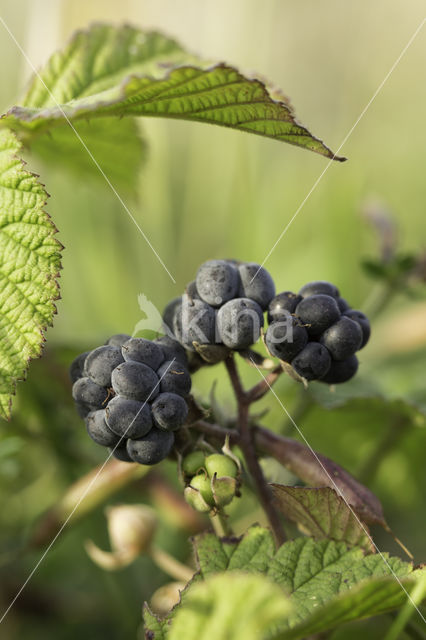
[168,573,292,640]
[2,24,342,161]
[142,605,169,640]
[145,526,425,640]
[0,128,62,419]
[270,485,374,551]
[0,22,345,418]
[30,118,147,196]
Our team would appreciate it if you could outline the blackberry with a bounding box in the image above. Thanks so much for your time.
[70,335,192,467]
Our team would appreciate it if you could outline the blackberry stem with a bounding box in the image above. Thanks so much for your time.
[224,355,286,547]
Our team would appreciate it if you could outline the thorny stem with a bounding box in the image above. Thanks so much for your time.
[224,356,286,547]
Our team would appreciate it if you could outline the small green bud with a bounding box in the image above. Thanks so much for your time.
[150,581,185,616]
[184,485,211,513]
[189,473,215,506]
[205,454,238,480]
[211,476,237,507]
[182,451,205,477]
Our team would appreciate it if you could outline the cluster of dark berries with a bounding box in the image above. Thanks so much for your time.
[163,259,275,355]
[70,334,191,465]
[265,281,371,383]
[70,263,371,466]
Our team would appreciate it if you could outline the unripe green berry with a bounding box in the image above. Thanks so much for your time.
[184,486,211,513]
[189,473,215,507]
[212,476,237,507]
[205,454,238,479]
[182,451,205,477]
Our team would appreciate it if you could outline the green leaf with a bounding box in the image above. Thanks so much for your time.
[191,527,425,639]
[270,485,374,552]
[2,24,344,161]
[194,525,275,578]
[0,128,62,419]
[255,427,388,528]
[268,537,411,628]
[143,604,169,640]
[278,574,422,640]
[168,572,291,640]
[29,118,147,196]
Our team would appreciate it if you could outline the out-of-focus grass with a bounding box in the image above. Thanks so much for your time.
[0,0,425,637]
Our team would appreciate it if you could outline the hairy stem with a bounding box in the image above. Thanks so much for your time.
[225,356,286,546]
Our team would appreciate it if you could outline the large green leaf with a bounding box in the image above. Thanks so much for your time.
[29,118,147,196]
[0,128,62,419]
[168,572,291,640]
[2,24,344,161]
[278,574,423,639]
[190,527,425,639]
[270,485,374,552]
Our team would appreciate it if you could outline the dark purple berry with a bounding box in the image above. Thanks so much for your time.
[299,281,339,298]
[295,295,341,336]
[320,355,359,384]
[291,343,331,381]
[267,292,302,323]
[343,310,371,348]
[320,317,363,361]
[265,315,308,362]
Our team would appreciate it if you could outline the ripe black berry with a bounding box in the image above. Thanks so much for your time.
[70,351,89,384]
[151,392,188,431]
[337,297,351,312]
[265,315,308,362]
[238,263,276,310]
[162,297,182,334]
[299,280,339,298]
[110,442,133,462]
[295,294,341,336]
[72,377,108,410]
[343,310,371,348]
[86,410,120,447]
[267,291,302,322]
[291,343,331,380]
[105,396,153,439]
[216,298,264,349]
[107,334,132,348]
[85,345,124,387]
[111,361,160,402]
[173,296,216,350]
[319,316,363,361]
[127,427,175,465]
[195,260,240,307]
[320,354,359,384]
[154,336,188,367]
[122,337,164,370]
[157,360,192,397]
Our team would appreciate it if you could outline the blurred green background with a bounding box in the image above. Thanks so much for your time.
[0,0,425,638]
